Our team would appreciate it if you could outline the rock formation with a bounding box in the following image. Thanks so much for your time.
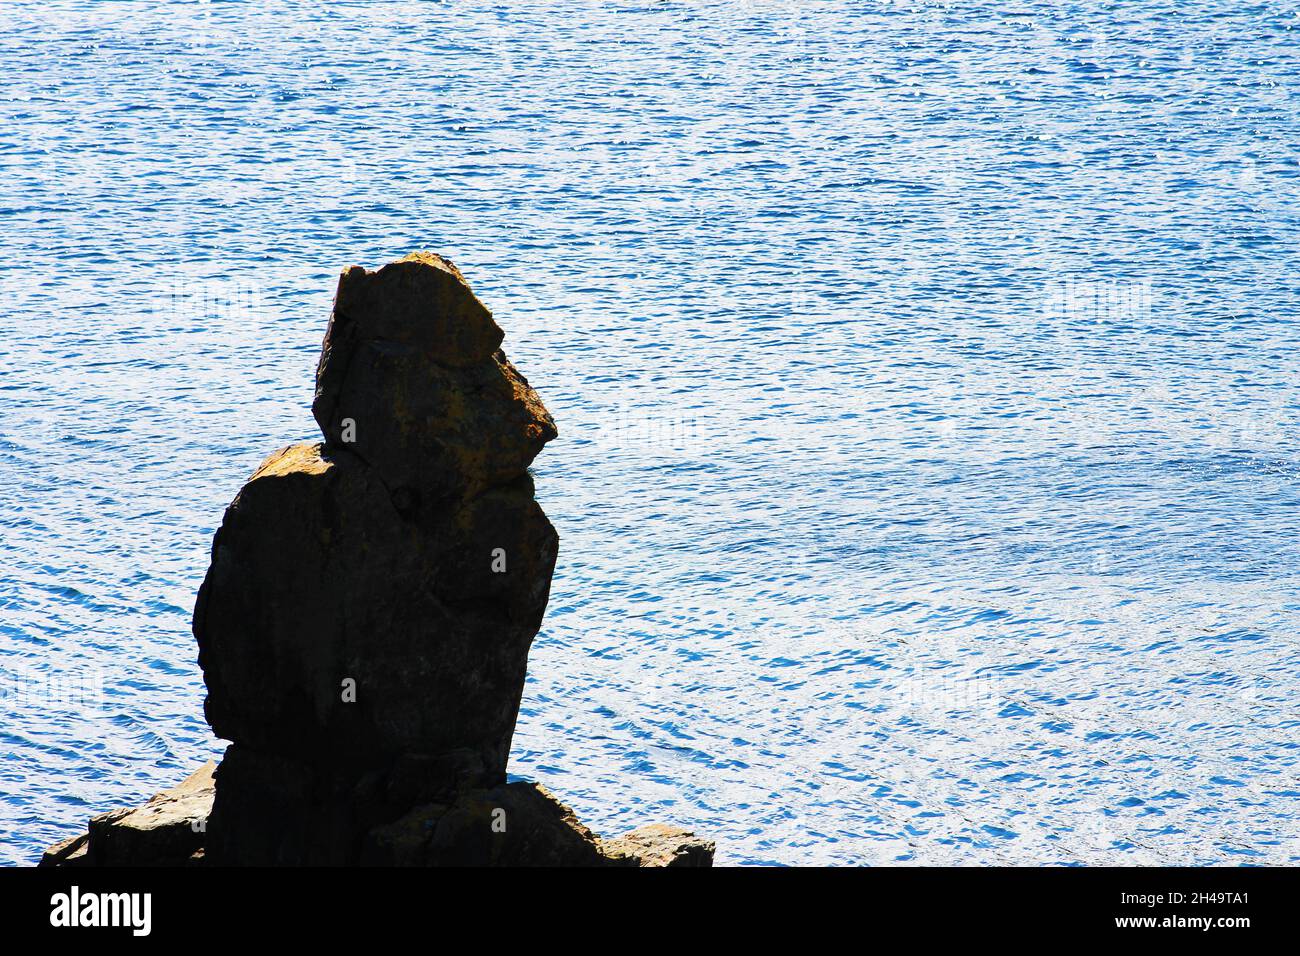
[41,253,713,867]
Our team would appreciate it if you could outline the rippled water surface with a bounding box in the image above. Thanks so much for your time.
[3,1,1300,866]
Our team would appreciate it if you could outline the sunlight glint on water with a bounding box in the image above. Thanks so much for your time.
[1,1,1298,865]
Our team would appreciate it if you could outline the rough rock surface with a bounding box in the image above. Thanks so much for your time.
[601,824,719,868]
[40,762,215,867]
[362,783,714,867]
[41,253,713,867]
[312,253,556,500]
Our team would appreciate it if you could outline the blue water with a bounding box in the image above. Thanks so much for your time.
[2,0,1299,866]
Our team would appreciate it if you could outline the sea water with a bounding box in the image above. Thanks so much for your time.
[1,0,1298,865]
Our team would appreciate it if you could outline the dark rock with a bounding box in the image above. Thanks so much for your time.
[39,762,215,867]
[39,833,89,868]
[361,785,716,867]
[40,253,714,867]
[362,783,608,867]
[194,442,556,777]
[312,252,556,501]
[191,254,567,864]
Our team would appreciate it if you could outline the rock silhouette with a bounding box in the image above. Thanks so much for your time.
[41,254,713,867]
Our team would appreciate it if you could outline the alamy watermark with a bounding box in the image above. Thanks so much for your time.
[1,664,107,714]
[1041,277,1154,323]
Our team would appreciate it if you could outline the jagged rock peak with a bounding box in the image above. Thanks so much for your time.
[39,254,714,868]
[312,251,557,500]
